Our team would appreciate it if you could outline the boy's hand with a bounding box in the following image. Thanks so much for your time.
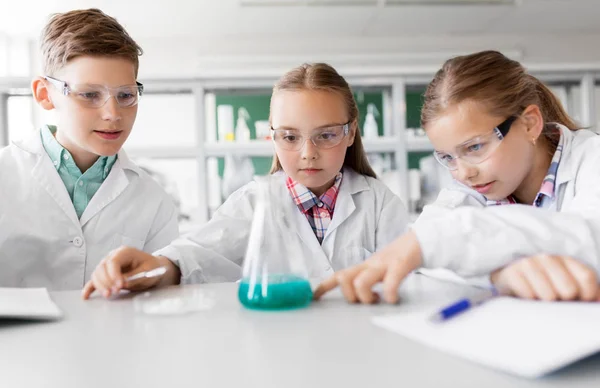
[313,231,423,304]
[82,246,181,300]
[491,255,600,302]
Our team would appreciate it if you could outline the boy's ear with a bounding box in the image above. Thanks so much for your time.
[31,77,55,110]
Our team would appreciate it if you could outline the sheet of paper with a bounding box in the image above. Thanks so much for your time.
[0,288,63,320]
[372,297,600,378]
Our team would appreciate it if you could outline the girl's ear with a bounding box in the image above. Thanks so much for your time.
[347,119,358,147]
[31,77,55,110]
[520,104,544,142]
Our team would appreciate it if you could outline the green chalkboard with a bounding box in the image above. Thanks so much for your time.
[213,87,431,176]
[406,88,425,129]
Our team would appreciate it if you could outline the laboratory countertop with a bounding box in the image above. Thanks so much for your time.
[0,274,598,388]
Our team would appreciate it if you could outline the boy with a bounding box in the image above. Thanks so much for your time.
[0,8,178,290]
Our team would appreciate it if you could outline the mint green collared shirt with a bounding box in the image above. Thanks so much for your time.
[41,125,117,219]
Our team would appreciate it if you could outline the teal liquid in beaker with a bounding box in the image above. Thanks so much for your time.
[238,274,313,310]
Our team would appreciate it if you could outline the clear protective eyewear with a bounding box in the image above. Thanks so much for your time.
[44,76,144,108]
[271,122,350,151]
[433,115,517,171]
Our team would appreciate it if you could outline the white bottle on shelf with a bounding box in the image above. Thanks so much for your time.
[235,107,251,142]
[364,103,384,176]
[222,154,255,199]
[217,104,234,142]
[408,168,422,215]
[254,120,271,140]
[364,103,380,139]
[222,107,255,199]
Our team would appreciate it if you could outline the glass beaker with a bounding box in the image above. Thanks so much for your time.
[238,176,313,310]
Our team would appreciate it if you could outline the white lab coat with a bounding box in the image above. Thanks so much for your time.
[0,129,179,290]
[155,168,408,283]
[412,124,600,277]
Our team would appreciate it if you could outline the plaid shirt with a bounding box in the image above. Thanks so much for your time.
[286,172,343,244]
[487,127,565,208]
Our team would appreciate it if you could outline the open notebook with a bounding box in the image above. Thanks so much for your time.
[372,297,600,378]
[0,288,63,320]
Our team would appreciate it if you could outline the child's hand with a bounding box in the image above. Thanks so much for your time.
[81,247,180,300]
[313,231,423,304]
[491,255,600,301]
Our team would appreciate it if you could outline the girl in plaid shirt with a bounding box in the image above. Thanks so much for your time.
[315,51,600,304]
[83,63,410,299]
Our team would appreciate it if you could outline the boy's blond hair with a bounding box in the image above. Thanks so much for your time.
[40,8,143,77]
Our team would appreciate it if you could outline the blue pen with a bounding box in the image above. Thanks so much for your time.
[430,288,501,322]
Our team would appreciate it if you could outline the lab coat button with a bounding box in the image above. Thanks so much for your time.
[73,237,84,247]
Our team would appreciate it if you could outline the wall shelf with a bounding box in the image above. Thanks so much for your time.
[126,137,433,160]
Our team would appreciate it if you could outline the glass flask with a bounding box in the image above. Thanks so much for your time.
[238,176,313,310]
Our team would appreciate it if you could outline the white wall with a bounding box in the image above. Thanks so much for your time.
[136,33,600,79]
[4,32,600,80]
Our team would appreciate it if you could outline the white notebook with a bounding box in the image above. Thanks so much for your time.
[372,297,600,378]
[0,288,63,320]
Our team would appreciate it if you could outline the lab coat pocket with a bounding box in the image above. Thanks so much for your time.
[112,234,145,251]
